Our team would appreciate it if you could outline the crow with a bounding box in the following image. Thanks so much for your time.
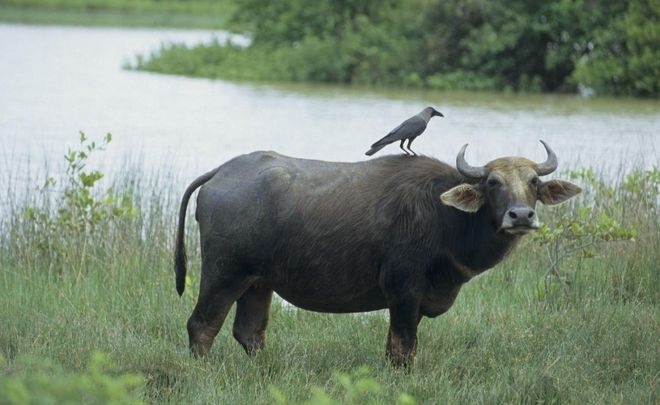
[365,106,443,156]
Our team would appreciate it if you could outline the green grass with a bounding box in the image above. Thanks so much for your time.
[1,150,658,403]
[0,1,235,29]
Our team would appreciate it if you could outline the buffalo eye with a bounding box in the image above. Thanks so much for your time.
[530,177,540,186]
[487,177,501,188]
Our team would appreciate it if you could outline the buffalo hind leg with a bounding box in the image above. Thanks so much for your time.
[232,283,273,355]
[187,260,252,357]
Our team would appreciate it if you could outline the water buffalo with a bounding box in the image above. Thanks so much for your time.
[174,141,581,366]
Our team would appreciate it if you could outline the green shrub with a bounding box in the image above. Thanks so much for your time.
[532,167,658,304]
[127,0,658,97]
[24,131,137,235]
[573,0,659,97]
[270,367,416,405]
[0,352,145,404]
[16,132,138,276]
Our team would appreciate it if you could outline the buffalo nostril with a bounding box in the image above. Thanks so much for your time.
[508,207,535,222]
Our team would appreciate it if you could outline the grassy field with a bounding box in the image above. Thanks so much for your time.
[0,0,234,28]
[1,139,658,403]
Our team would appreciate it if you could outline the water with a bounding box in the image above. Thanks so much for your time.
[1,23,658,190]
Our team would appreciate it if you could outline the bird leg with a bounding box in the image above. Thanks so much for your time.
[406,138,417,156]
[399,140,410,155]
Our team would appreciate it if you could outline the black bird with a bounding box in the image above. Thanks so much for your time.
[365,106,443,156]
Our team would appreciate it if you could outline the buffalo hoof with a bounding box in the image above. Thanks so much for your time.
[385,334,417,368]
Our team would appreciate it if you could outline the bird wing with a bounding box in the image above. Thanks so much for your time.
[370,116,427,147]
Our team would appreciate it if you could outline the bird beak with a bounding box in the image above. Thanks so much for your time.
[436,111,444,117]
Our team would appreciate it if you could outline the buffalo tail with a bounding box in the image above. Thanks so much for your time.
[174,167,219,296]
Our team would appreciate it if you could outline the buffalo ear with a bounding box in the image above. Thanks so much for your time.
[539,180,582,205]
[440,184,484,213]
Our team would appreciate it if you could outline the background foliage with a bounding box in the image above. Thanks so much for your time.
[131,0,659,97]
[4,0,657,96]
[0,352,144,404]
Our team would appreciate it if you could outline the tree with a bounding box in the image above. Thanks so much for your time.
[573,0,660,96]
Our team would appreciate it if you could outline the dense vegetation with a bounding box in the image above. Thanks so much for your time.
[4,0,657,96]
[0,0,235,28]
[132,0,659,97]
[1,135,658,403]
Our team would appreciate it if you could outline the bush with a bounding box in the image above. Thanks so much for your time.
[532,167,658,304]
[0,352,145,404]
[130,0,658,97]
[270,367,416,405]
[16,132,138,276]
[573,0,659,97]
[24,132,137,235]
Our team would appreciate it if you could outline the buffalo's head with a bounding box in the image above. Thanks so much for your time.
[441,141,582,235]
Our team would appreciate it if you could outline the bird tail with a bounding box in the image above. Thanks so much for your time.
[365,144,386,156]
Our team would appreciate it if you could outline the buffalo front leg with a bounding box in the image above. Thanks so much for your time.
[385,297,420,367]
[232,283,273,355]
[187,260,252,357]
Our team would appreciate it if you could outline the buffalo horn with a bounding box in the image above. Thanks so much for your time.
[456,144,487,179]
[535,140,558,176]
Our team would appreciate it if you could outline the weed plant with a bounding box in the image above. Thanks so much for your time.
[1,135,658,403]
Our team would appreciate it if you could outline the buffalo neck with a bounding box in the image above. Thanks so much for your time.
[441,204,520,275]
[369,156,520,275]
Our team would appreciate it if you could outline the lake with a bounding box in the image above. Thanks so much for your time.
[1,23,658,192]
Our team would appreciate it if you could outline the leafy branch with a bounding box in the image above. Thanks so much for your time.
[24,132,137,235]
[533,208,636,281]
[21,132,138,276]
[532,167,655,284]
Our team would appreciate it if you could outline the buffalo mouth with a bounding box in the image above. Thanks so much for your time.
[501,224,539,235]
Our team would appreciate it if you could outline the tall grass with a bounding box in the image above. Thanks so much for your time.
[1,144,658,403]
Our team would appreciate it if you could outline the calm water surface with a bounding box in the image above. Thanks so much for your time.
[1,23,658,190]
